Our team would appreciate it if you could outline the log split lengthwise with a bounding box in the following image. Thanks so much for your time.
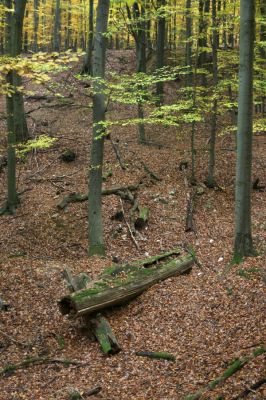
[59,250,193,318]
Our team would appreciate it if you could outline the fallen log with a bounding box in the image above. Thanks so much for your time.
[59,251,193,318]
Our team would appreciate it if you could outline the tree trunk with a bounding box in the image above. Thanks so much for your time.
[185,0,192,87]
[53,0,61,51]
[198,0,210,86]
[33,0,39,52]
[88,0,110,257]
[2,0,27,215]
[156,0,166,104]
[206,0,218,187]
[82,0,94,74]
[234,0,256,259]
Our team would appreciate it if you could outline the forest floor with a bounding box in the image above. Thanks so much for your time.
[0,50,265,400]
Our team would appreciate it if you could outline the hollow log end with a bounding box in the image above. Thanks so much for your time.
[58,297,74,316]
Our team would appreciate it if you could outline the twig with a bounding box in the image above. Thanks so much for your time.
[119,198,139,250]
[0,329,28,347]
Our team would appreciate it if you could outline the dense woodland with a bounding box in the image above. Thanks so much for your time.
[0,0,265,399]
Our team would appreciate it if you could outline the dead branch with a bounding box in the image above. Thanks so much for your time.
[120,198,139,249]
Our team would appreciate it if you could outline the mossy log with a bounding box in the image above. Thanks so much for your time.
[89,314,121,355]
[59,250,193,318]
[184,347,266,400]
[136,351,175,361]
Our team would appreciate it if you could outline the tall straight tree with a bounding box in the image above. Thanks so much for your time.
[206,0,218,187]
[126,1,147,144]
[82,0,94,74]
[234,0,256,259]
[88,0,110,256]
[53,0,61,51]
[155,0,166,104]
[33,0,39,52]
[1,0,28,216]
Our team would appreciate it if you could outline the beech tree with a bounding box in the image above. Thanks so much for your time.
[233,0,256,259]
[1,0,28,215]
[88,0,110,256]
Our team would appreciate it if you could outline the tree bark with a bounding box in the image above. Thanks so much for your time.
[88,0,110,257]
[233,0,256,259]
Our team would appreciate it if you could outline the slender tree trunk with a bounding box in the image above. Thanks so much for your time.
[156,0,166,104]
[259,1,266,59]
[88,0,110,257]
[206,0,218,187]
[234,0,256,259]
[185,0,192,87]
[222,0,227,49]
[33,0,39,52]
[82,0,94,74]
[198,0,210,86]
[228,0,236,48]
[53,0,61,51]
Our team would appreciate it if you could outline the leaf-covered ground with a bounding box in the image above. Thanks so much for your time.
[0,50,265,399]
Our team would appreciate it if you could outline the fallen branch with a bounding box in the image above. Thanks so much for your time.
[184,347,266,400]
[57,185,139,210]
[110,137,126,170]
[1,356,88,377]
[120,198,139,249]
[141,161,162,181]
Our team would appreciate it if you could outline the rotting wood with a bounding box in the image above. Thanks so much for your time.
[59,251,193,318]
[134,206,149,230]
[89,314,121,355]
[136,351,175,361]
[62,269,121,355]
[184,347,266,400]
